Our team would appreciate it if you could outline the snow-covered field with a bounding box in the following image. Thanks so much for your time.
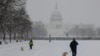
[0,40,100,56]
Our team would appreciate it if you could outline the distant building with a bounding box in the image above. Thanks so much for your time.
[45,4,94,37]
[45,4,73,37]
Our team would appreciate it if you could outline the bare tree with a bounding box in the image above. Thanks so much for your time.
[86,28,96,37]
[79,28,87,37]
[68,25,80,37]
[32,22,47,37]
[96,28,100,37]
[12,7,32,41]
[0,0,32,42]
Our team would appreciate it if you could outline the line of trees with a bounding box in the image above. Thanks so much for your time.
[68,25,100,37]
[0,0,32,42]
[32,21,48,37]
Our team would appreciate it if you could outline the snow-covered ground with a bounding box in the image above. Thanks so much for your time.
[0,40,100,56]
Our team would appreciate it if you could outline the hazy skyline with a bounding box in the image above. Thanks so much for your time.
[26,0,100,27]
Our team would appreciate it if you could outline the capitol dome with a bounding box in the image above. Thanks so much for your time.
[45,3,69,37]
[50,4,63,24]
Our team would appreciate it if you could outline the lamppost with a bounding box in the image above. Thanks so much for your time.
[66,33,68,37]
[64,32,68,37]
[49,34,51,42]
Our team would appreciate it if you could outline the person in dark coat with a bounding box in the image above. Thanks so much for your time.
[29,39,33,49]
[70,38,78,56]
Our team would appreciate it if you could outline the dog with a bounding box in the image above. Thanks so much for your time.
[21,46,24,51]
[62,52,68,56]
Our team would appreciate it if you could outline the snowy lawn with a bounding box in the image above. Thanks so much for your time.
[0,40,100,56]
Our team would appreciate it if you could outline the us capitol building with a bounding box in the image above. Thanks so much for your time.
[45,4,73,37]
[45,4,94,37]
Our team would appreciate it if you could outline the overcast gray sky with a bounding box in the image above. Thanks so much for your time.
[26,0,100,27]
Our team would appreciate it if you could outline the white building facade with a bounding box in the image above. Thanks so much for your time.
[45,4,73,37]
[45,4,94,37]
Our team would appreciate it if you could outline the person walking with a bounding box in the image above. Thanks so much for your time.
[29,39,33,49]
[70,38,78,56]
